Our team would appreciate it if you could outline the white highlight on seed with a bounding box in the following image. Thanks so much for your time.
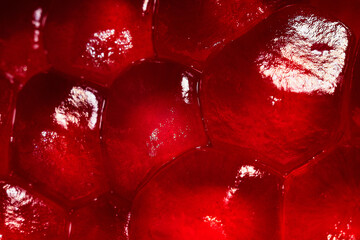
[257,15,348,94]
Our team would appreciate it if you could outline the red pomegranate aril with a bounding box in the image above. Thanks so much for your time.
[2,1,360,239]
[44,0,154,87]
[154,0,295,70]
[0,179,68,240]
[201,5,353,173]
[0,0,49,84]
[69,194,130,240]
[102,59,207,200]
[0,73,14,176]
[283,146,360,239]
[129,147,283,240]
[13,70,108,203]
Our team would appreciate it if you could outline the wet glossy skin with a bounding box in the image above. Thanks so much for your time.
[284,146,360,239]
[0,180,67,239]
[13,71,108,203]
[102,60,207,200]
[201,5,353,173]
[129,148,282,240]
[44,0,154,87]
[0,0,49,85]
[1,0,360,239]
[154,0,294,70]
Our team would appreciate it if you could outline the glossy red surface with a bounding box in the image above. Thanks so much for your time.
[44,0,154,87]
[102,60,207,199]
[13,71,108,202]
[1,0,360,239]
[284,146,360,239]
[129,147,282,240]
[154,0,296,70]
[0,180,67,239]
[0,0,49,84]
[201,5,353,173]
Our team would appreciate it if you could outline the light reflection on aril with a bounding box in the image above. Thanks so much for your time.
[146,107,189,157]
[203,216,226,237]
[203,165,265,238]
[53,86,99,130]
[2,184,45,233]
[142,0,150,14]
[124,212,131,240]
[129,148,281,239]
[35,130,64,153]
[229,3,266,29]
[269,96,281,106]
[181,74,191,104]
[257,14,348,94]
[223,165,264,205]
[31,7,45,50]
[327,219,356,240]
[83,28,133,68]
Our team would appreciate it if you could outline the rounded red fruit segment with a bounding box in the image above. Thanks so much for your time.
[0,0,49,84]
[69,194,131,240]
[0,73,14,176]
[153,0,295,70]
[44,0,154,87]
[13,70,108,202]
[201,5,353,173]
[129,147,282,240]
[0,180,67,239]
[102,60,207,200]
[284,146,360,239]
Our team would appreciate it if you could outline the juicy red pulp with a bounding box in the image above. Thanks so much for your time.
[1,0,360,239]
[201,5,352,173]
[102,59,207,200]
[13,70,109,203]
[129,148,283,240]
[44,0,154,87]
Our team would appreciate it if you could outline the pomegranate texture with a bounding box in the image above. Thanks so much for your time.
[44,0,154,87]
[0,0,360,239]
[102,60,207,199]
[201,5,353,172]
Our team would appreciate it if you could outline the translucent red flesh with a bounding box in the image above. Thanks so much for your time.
[0,1,360,239]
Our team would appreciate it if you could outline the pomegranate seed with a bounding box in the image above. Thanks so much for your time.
[129,147,283,240]
[13,71,108,202]
[44,0,154,87]
[102,59,207,200]
[201,5,353,173]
